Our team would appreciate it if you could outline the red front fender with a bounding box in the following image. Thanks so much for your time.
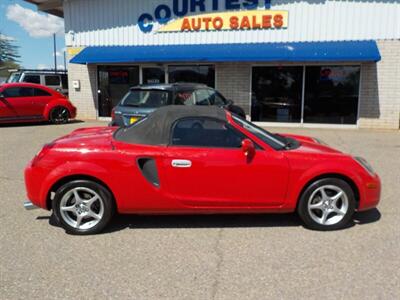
[283,162,364,211]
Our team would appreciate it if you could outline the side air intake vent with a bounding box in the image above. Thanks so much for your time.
[137,158,160,188]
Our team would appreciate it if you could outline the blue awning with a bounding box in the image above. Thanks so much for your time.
[70,41,381,64]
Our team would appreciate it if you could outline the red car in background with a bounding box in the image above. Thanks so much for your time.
[24,106,381,235]
[0,83,76,124]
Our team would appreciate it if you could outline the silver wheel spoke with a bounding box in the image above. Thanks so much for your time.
[320,188,328,200]
[88,211,101,220]
[61,205,76,213]
[309,201,323,210]
[84,195,99,206]
[73,190,82,204]
[320,210,329,224]
[75,215,83,228]
[331,191,343,203]
[332,206,345,216]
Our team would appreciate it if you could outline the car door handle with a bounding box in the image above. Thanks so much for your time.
[171,159,192,168]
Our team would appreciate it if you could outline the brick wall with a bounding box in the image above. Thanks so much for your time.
[67,54,98,119]
[358,40,400,129]
[216,63,251,115]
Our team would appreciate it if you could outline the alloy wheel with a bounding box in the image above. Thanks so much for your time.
[307,185,349,226]
[51,107,69,123]
[59,187,104,230]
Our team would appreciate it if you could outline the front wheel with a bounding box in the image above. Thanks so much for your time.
[53,180,115,235]
[297,178,356,231]
[49,106,69,124]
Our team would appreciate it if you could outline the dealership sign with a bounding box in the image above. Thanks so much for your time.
[158,10,287,32]
[138,0,284,33]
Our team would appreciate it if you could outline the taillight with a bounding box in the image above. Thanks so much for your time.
[111,108,115,120]
[31,143,55,167]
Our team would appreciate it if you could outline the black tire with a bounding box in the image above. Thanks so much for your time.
[49,106,70,124]
[297,178,356,231]
[53,180,115,235]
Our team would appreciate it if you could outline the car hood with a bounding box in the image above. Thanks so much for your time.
[280,133,342,154]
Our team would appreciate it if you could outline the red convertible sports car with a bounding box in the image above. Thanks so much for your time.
[24,106,381,234]
[0,82,76,124]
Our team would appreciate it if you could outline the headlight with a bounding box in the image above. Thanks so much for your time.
[313,137,327,145]
[354,156,375,175]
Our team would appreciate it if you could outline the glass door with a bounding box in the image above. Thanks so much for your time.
[98,66,140,117]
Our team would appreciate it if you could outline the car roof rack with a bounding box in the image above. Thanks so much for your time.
[8,69,67,74]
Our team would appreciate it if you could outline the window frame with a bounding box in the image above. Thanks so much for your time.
[194,88,212,106]
[120,88,172,107]
[3,87,34,98]
[169,116,251,149]
[45,75,61,86]
[207,88,227,106]
[33,88,52,97]
[22,74,41,84]
[167,64,216,88]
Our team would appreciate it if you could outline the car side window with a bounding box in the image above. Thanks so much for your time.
[23,75,41,84]
[61,74,68,89]
[209,90,226,106]
[3,87,34,98]
[45,75,61,86]
[33,88,51,97]
[171,117,244,148]
[175,90,195,105]
[194,89,211,106]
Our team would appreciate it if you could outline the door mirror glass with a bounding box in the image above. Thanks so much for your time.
[241,139,255,158]
[0,92,4,99]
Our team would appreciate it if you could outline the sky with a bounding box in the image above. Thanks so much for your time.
[0,0,66,70]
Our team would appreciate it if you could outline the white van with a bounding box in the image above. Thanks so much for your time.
[6,69,68,95]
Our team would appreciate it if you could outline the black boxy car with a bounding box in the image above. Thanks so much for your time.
[110,83,246,127]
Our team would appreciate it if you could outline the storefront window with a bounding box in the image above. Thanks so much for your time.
[168,65,215,87]
[142,67,165,84]
[251,66,303,122]
[304,66,360,124]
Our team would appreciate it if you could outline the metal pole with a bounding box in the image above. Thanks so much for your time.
[53,33,57,72]
[63,51,66,70]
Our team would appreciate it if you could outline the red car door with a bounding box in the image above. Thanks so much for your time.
[31,87,53,116]
[0,88,17,119]
[163,117,290,208]
[1,86,35,118]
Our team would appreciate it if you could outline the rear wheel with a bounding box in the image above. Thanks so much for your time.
[53,180,115,235]
[297,178,355,230]
[49,106,69,124]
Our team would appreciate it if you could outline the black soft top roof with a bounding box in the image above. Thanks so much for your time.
[114,106,228,145]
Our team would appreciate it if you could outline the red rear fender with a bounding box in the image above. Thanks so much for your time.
[38,161,114,208]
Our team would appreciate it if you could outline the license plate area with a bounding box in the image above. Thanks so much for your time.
[129,116,140,124]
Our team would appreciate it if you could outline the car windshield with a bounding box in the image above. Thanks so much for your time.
[6,73,21,83]
[232,115,286,150]
[120,89,171,108]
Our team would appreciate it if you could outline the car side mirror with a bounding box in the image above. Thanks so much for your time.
[0,92,5,99]
[241,139,255,159]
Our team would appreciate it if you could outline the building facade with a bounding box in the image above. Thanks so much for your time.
[30,0,400,128]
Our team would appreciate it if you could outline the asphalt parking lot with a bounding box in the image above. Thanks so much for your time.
[1,121,399,299]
